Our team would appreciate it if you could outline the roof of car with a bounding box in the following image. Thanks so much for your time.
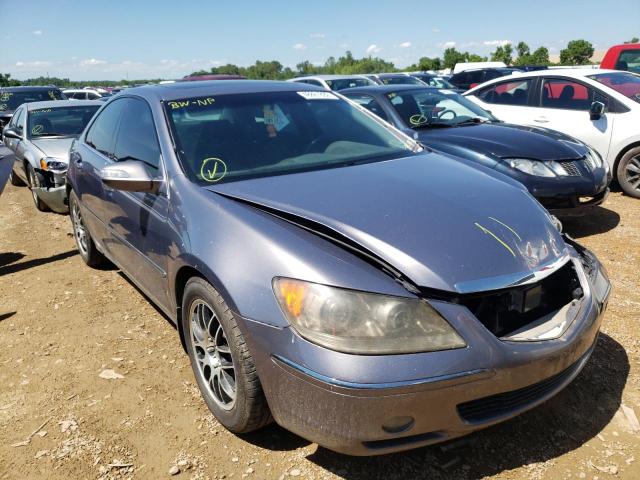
[0,85,63,92]
[24,100,103,111]
[291,74,369,81]
[341,84,439,95]
[121,80,323,102]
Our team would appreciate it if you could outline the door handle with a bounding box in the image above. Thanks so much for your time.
[533,117,549,123]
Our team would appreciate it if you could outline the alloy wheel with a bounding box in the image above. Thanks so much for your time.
[71,200,89,256]
[189,300,236,410]
[626,155,640,193]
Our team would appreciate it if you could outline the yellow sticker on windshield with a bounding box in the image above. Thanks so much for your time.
[0,104,6,111]
[409,114,428,126]
[0,92,12,101]
[168,97,215,109]
[32,124,44,135]
[200,157,227,182]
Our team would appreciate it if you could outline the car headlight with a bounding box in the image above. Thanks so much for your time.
[273,278,466,354]
[585,148,605,171]
[39,157,67,172]
[507,158,556,177]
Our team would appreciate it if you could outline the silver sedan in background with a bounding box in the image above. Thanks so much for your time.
[1,100,102,212]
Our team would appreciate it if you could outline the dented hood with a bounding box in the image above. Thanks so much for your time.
[207,153,568,293]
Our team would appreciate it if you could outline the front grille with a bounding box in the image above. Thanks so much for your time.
[560,161,582,176]
[454,262,582,338]
[457,356,583,423]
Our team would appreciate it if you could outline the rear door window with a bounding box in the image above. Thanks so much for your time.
[617,50,640,74]
[477,79,532,106]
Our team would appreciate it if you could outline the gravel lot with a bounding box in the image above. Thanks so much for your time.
[0,184,638,480]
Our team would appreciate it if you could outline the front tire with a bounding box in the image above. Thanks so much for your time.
[181,277,271,433]
[26,164,49,211]
[9,170,24,186]
[69,190,106,267]
[617,147,640,199]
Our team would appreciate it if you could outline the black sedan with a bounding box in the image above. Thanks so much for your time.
[341,85,611,210]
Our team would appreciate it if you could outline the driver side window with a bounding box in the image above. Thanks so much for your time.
[11,108,25,133]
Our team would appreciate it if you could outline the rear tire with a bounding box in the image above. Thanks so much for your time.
[617,147,640,199]
[9,170,24,186]
[26,164,49,211]
[69,189,107,268]
[181,277,272,433]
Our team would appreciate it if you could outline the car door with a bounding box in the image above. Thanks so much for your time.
[532,77,613,160]
[103,97,171,311]
[470,77,537,124]
[73,97,127,245]
[5,107,28,182]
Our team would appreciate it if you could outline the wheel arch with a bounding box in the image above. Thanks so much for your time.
[613,141,640,182]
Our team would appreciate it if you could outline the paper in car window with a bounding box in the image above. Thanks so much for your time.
[297,91,338,100]
[263,104,290,132]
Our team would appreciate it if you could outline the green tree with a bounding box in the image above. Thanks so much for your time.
[491,44,513,65]
[624,37,639,44]
[559,40,594,65]
[408,56,441,72]
[443,48,467,69]
[0,73,21,87]
[516,41,530,58]
[530,47,550,65]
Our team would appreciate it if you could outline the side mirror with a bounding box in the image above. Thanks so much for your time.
[589,101,605,121]
[100,160,161,193]
[2,127,21,140]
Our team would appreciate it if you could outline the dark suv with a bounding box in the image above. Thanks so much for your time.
[0,86,66,128]
[449,68,519,91]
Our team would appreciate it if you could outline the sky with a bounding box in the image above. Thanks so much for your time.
[1,0,639,81]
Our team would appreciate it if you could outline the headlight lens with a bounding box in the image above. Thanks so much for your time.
[508,158,556,177]
[585,148,604,171]
[39,157,67,172]
[273,278,466,354]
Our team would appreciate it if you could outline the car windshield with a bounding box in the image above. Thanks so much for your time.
[588,72,640,104]
[27,105,101,138]
[165,90,420,185]
[325,78,373,90]
[0,90,65,111]
[386,89,497,128]
[380,76,424,86]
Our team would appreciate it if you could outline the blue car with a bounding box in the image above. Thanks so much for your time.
[67,80,610,455]
[341,85,611,210]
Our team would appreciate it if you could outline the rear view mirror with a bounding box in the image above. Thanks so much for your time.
[100,160,161,193]
[2,127,21,140]
[589,101,605,121]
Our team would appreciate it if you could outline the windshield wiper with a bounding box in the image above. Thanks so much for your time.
[410,122,453,130]
[453,117,491,126]
[33,133,75,137]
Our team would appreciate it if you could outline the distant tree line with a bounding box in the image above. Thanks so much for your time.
[1,37,636,87]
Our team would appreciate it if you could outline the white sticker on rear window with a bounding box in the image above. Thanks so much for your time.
[297,91,338,100]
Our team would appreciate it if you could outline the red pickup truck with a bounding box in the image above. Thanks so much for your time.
[601,43,640,73]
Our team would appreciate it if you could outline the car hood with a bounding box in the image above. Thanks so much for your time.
[416,122,587,161]
[30,137,75,161]
[207,153,568,293]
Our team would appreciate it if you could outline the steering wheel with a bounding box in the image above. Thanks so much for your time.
[437,109,457,120]
[304,135,333,154]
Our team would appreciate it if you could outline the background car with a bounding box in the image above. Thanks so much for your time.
[180,74,247,81]
[367,73,426,86]
[449,67,519,91]
[601,43,640,73]
[63,88,107,100]
[288,74,376,90]
[66,80,609,456]
[465,69,640,198]
[1,99,102,212]
[0,85,66,129]
[341,85,611,210]
[0,144,13,196]
[408,72,461,90]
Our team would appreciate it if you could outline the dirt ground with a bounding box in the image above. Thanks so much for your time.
[0,183,638,480]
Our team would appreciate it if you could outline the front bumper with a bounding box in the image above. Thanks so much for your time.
[32,184,68,213]
[242,244,610,455]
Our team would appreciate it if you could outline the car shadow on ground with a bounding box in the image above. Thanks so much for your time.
[237,334,628,479]
[557,206,621,238]
[0,249,77,276]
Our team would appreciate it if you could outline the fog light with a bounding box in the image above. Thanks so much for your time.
[382,416,415,434]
